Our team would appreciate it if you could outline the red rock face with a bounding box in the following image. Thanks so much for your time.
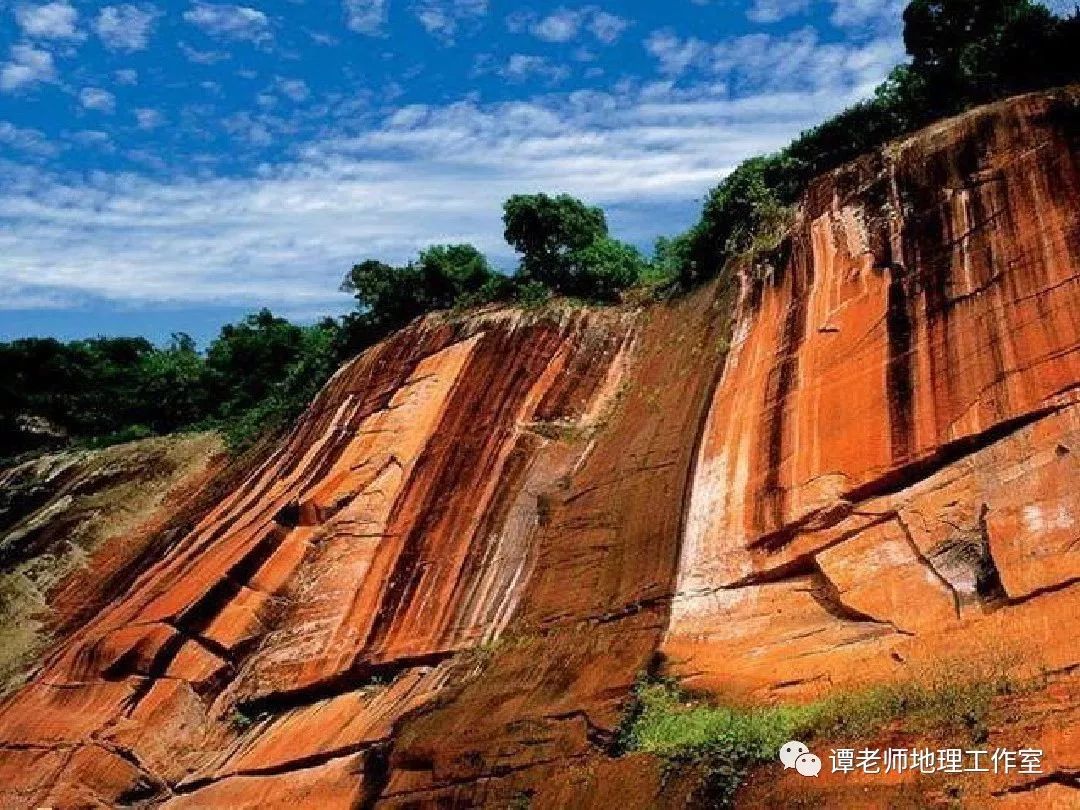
[664,89,1080,705]
[0,89,1077,808]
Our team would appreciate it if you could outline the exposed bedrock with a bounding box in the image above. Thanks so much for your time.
[0,88,1077,808]
[665,88,1080,704]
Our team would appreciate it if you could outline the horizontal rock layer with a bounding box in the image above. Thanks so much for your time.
[0,88,1077,808]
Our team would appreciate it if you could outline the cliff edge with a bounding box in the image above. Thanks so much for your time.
[0,87,1077,809]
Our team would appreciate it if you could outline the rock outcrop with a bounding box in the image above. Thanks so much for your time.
[665,86,1080,699]
[0,433,224,695]
[0,88,1077,808]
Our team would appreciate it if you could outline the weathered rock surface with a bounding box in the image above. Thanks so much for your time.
[0,433,224,694]
[0,88,1077,808]
[665,87,1080,705]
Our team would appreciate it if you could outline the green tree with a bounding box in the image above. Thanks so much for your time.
[903,0,1062,113]
[570,237,648,301]
[135,333,207,433]
[203,309,307,419]
[415,243,511,308]
[219,317,344,452]
[338,244,509,356]
[341,259,428,328]
[685,157,788,286]
[648,232,695,286]
[502,193,608,292]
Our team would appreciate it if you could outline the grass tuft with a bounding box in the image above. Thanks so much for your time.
[617,663,1028,807]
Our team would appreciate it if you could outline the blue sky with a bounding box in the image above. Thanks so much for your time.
[0,1,1066,345]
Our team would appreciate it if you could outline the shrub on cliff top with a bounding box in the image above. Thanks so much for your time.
[674,0,1080,285]
[502,193,644,299]
[336,243,512,357]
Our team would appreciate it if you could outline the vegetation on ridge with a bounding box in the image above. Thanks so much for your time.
[2,0,1076,460]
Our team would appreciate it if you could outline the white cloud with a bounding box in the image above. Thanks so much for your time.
[530,8,584,42]
[644,29,707,76]
[413,0,486,43]
[343,0,388,35]
[223,110,273,145]
[95,5,159,52]
[499,54,570,83]
[645,25,903,96]
[183,3,271,42]
[588,10,627,43]
[711,27,902,94]
[0,27,903,313]
[115,68,139,85]
[516,6,629,44]
[747,0,809,23]
[0,43,57,93]
[134,108,164,129]
[416,6,452,39]
[0,121,56,155]
[70,129,113,149]
[14,1,79,39]
[79,87,116,113]
[829,0,903,30]
[277,77,309,102]
[414,0,488,44]
[179,41,231,64]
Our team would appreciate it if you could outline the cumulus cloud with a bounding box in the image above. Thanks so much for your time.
[277,77,310,101]
[829,0,904,30]
[500,53,570,83]
[747,0,810,23]
[14,1,80,39]
[0,43,57,93]
[587,10,628,43]
[179,41,231,64]
[79,87,116,113]
[415,0,488,44]
[94,4,159,52]
[343,0,389,35]
[0,25,902,313]
[529,8,583,42]
[512,6,629,44]
[0,121,56,155]
[644,29,707,76]
[115,68,139,85]
[645,24,902,97]
[183,2,271,42]
[134,108,164,129]
[222,110,273,145]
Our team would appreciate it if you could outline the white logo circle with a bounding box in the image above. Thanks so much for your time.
[795,752,822,777]
[779,740,809,769]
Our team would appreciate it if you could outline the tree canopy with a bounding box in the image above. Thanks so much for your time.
[4,0,1075,460]
[674,0,1079,285]
[501,193,645,299]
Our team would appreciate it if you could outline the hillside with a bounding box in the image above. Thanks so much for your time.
[0,87,1077,809]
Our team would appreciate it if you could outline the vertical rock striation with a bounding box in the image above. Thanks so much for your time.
[666,87,1080,699]
[0,88,1077,808]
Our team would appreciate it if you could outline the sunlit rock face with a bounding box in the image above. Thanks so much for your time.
[666,87,1080,699]
[0,88,1077,809]
[0,302,718,809]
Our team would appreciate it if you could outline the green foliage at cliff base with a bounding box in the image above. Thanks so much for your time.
[618,663,1034,807]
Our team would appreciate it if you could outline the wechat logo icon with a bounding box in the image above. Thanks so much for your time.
[779,740,822,777]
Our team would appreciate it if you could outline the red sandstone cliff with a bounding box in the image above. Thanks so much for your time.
[0,88,1077,809]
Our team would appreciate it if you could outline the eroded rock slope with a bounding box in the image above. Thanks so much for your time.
[0,88,1077,808]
